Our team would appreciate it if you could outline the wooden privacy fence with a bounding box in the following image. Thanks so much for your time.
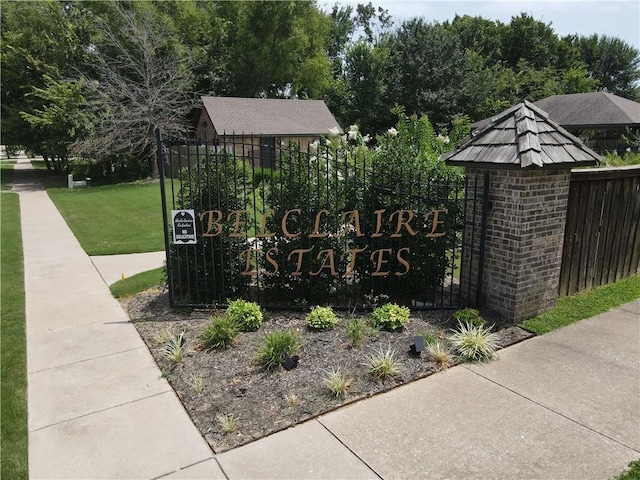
[559,166,640,296]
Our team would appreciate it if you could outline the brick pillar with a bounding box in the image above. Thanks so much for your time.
[461,167,571,323]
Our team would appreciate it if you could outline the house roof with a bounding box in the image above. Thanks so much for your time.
[533,92,640,129]
[200,96,342,136]
[444,100,600,169]
[472,92,640,131]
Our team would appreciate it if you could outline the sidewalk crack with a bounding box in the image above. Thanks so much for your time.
[30,390,173,432]
[315,419,384,479]
[28,345,145,374]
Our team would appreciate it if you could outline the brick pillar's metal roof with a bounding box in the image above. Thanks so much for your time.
[444,100,600,169]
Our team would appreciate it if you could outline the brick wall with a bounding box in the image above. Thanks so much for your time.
[461,168,571,323]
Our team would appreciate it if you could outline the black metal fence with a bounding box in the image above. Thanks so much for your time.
[157,132,466,309]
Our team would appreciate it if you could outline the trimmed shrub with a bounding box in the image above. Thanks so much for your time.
[370,303,410,331]
[227,299,263,332]
[452,308,485,327]
[306,306,338,330]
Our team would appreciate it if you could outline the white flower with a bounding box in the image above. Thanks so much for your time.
[349,124,359,133]
[362,134,371,144]
[341,134,347,142]
[309,140,319,155]
[348,129,358,141]
[437,134,450,144]
[328,126,340,137]
[387,127,398,137]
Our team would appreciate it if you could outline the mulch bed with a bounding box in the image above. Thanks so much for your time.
[125,290,533,453]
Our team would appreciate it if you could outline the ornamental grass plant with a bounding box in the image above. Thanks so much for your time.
[450,321,499,362]
[201,315,238,349]
[365,344,403,380]
[254,330,303,371]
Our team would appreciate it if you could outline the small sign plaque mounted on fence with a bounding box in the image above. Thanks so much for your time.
[172,210,197,245]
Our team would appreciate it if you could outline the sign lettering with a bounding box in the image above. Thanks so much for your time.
[203,208,448,277]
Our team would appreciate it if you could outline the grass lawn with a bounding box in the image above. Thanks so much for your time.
[110,267,165,298]
[617,459,640,480]
[30,160,167,255]
[1,193,28,479]
[522,274,640,334]
[45,181,167,255]
[1,160,17,191]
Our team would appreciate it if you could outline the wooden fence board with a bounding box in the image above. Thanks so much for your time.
[559,181,581,296]
[595,179,614,288]
[625,176,640,274]
[621,177,639,274]
[616,178,634,281]
[583,180,605,291]
[559,166,640,296]
[605,179,623,285]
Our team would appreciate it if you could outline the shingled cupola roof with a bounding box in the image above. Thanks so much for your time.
[444,100,600,169]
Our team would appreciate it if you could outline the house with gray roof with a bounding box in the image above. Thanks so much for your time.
[195,96,342,168]
[472,92,640,154]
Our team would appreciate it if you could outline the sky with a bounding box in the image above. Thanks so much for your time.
[327,0,640,49]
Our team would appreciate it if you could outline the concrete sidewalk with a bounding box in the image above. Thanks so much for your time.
[15,157,640,479]
[14,158,223,479]
[91,251,165,287]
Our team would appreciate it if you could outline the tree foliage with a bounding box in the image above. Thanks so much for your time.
[570,34,640,98]
[2,0,638,174]
[383,19,482,126]
[1,0,92,154]
[222,1,332,98]
[20,77,91,172]
[73,2,196,177]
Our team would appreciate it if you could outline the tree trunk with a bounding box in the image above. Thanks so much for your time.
[43,154,52,172]
[150,154,159,179]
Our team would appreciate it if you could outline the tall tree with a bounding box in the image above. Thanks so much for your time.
[501,13,561,69]
[446,15,504,66]
[20,77,92,172]
[153,0,233,95]
[341,40,390,133]
[353,2,393,44]
[382,19,482,126]
[223,1,332,98]
[73,2,196,176]
[571,34,640,99]
[325,3,356,77]
[1,0,92,154]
